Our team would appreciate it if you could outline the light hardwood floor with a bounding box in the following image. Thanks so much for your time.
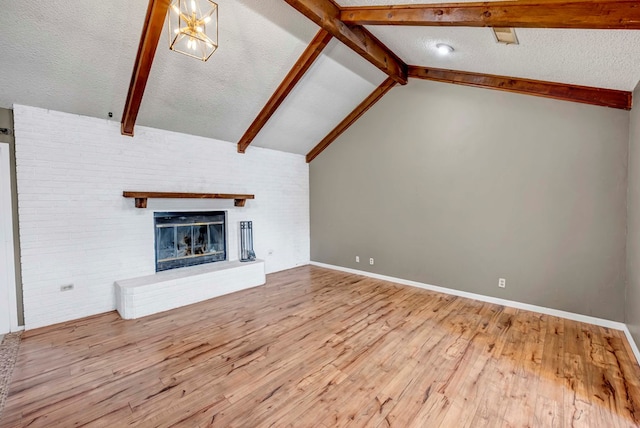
[1,265,640,427]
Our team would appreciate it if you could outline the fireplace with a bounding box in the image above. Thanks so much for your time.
[154,211,226,272]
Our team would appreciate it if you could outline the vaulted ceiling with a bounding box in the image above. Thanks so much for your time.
[0,1,638,160]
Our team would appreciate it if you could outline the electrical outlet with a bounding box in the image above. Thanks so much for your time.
[498,278,506,288]
[369,258,374,265]
[60,284,74,292]
[356,256,359,263]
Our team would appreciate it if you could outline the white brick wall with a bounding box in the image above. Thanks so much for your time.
[13,105,310,329]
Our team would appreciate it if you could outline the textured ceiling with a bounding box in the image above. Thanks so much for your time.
[0,1,639,156]
[338,0,640,91]
[136,0,320,146]
[0,1,147,122]
[251,40,385,154]
[365,27,640,91]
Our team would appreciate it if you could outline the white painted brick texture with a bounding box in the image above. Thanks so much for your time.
[13,105,310,329]
[115,260,266,319]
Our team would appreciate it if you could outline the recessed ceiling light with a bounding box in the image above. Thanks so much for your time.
[436,43,454,55]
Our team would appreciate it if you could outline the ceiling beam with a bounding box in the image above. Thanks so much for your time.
[340,1,640,29]
[306,77,397,163]
[408,66,632,110]
[238,29,333,154]
[121,0,170,136]
[283,0,408,85]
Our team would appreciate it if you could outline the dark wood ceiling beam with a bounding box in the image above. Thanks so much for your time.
[283,0,408,85]
[306,77,397,163]
[340,1,640,29]
[238,29,333,154]
[121,0,170,136]
[408,66,632,110]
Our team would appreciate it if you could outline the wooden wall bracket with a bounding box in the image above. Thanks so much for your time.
[123,191,255,208]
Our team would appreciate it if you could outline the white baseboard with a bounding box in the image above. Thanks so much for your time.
[310,261,628,331]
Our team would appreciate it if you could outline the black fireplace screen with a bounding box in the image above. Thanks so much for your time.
[154,211,226,272]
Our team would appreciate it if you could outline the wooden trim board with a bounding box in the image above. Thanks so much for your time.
[340,1,640,29]
[121,0,170,136]
[123,191,255,208]
[306,77,397,162]
[237,29,333,153]
[408,66,632,110]
[283,0,408,84]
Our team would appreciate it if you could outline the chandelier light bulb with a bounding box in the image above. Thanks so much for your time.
[168,0,218,61]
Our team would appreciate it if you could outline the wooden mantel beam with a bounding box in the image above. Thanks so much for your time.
[340,1,640,29]
[408,66,632,110]
[238,29,333,154]
[121,0,170,136]
[123,191,255,208]
[306,77,397,163]
[283,0,408,85]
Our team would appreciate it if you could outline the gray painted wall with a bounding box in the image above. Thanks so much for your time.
[310,80,629,321]
[626,84,640,340]
[0,108,23,325]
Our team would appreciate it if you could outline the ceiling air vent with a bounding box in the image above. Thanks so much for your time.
[492,27,519,45]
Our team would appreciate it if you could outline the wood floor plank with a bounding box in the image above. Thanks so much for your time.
[534,314,566,427]
[1,265,639,427]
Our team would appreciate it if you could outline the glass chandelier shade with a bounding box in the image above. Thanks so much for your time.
[168,0,218,61]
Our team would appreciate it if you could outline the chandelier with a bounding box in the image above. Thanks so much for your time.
[168,0,218,61]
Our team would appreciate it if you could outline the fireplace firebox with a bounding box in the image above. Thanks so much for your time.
[154,211,226,272]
